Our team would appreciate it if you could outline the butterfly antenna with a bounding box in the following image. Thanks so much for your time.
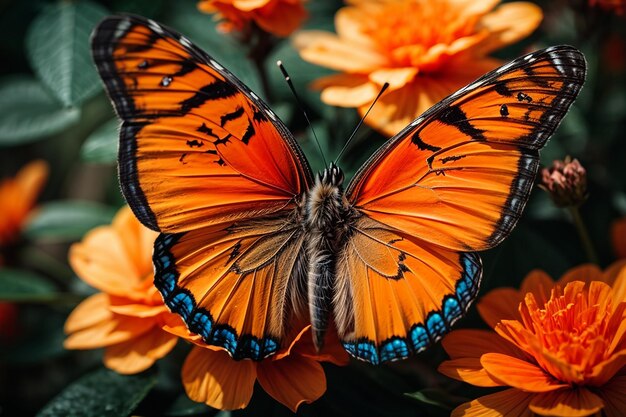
[277,61,327,168]
[335,82,389,165]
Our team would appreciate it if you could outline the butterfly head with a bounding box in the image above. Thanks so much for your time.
[318,162,344,187]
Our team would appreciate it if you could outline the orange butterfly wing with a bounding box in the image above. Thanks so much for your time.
[92,16,312,360]
[92,16,312,233]
[337,46,586,362]
[347,46,586,251]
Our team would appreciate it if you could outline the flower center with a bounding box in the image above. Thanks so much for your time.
[360,0,481,69]
[519,281,622,383]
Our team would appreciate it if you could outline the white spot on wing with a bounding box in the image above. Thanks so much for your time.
[114,19,131,40]
[266,108,276,120]
[497,60,515,73]
[210,59,224,70]
[180,36,192,49]
[148,19,164,34]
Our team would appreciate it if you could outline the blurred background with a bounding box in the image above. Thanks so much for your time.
[0,0,625,415]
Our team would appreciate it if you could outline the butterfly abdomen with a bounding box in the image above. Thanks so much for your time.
[305,164,353,351]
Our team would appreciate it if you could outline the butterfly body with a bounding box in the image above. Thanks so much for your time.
[92,15,586,364]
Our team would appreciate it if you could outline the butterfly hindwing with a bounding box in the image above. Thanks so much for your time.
[154,215,307,360]
[339,46,585,362]
[335,216,482,364]
[91,15,312,233]
[347,46,586,251]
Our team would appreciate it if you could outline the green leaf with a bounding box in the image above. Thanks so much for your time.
[81,119,119,163]
[26,0,108,107]
[23,201,117,241]
[0,268,56,302]
[36,368,157,417]
[0,76,81,146]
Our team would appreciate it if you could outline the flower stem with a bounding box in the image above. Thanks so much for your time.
[568,206,599,264]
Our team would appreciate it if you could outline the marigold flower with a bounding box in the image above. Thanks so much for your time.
[295,0,543,136]
[439,265,626,417]
[198,0,307,37]
[64,206,180,374]
[165,319,349,411]
[0,160,48,247]
[540,156,588,208]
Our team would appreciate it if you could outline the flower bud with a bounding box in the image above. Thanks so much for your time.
[540,157,588,207]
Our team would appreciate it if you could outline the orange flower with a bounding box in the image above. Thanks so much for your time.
[0,160,48,247]
[165,319,349,411]
[198,0,307,37]
[64,206,180,374]
[439,265,626,417]
[295,0,543,136]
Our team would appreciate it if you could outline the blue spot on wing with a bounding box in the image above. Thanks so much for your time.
[152,232,279,361]
[343,252,482,364]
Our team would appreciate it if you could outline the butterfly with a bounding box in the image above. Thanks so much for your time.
[91,15,586,364]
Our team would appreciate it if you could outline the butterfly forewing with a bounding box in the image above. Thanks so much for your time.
[91,16,312,233]
[347,46,586,251]
[337,46,585,362]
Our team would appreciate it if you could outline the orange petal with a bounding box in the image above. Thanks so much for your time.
[182,346,256,410]
[529,388,604,417]
[473,2,543,55]
[447,0,501,16]
[69,228,143,296]
[356,78,435,136]
[558,264,604,286]
[315,74,379,107]
[111,206,157,281]
[451,388,534,417]
[477,288,523,328]
[612,217,626,259]
[109,302,168,318]
[520,269,555,307]
[257,355,326,412]
[334,5,376,48]
[438,358,504,387]
[64,315,153,349]
[587,349,626,386]
[231,0,270,11]
[369,68,418,90]
[481,353,567,392]
[104,327,178,374]
[296,31,387,72]
[294,326,350,366]
[441,329,525,359]
[598,375,626,417]
[253,0,306,37]
[64,293,112,333]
